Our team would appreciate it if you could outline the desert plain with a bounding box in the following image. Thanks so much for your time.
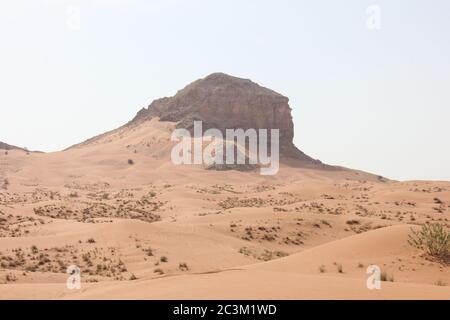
[0,74,448,299]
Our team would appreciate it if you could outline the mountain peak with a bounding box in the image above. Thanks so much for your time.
[180,72,286,99]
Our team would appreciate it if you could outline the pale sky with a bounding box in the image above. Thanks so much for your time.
[0,0,449,181]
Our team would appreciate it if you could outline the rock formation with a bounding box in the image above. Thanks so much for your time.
[129,73,321,164]
[0,141,28,152]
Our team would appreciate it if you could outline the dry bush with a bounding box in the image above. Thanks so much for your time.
[178,262,189,271]
[380,271,394,282]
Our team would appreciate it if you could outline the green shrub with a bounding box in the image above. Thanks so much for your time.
[408,223,450,258]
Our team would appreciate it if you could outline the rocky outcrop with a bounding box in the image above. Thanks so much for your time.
[130,73,321,164]
[0,141,27,152]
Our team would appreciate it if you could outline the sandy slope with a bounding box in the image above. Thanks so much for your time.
[0,119,449,299]
[0,226,448,299]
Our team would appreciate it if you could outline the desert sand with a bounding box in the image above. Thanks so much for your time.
[0,74,448,299]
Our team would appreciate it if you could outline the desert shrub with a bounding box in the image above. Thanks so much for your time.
[86,238,96,244]
[128,159,134,165]
[154,268,164,275]
[178,262,189,271]
[5,273,17,282]
[143,247,153,256]
[408,223,450,258]
[129,274,137,280]
[2,178,9,190]
[435,280,446,286]
[333,262,343,273]
[318,265,326,273]
[380,271,394,282]
[160,256,168,263]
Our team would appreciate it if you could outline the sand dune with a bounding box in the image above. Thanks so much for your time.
[0,225,448,299]
[0,74,448,300]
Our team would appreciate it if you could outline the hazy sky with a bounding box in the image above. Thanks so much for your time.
[1,0,449,181]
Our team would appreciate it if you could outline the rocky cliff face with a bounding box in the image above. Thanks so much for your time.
[130,73,321,164]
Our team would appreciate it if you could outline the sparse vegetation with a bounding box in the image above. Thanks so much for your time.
[334,262,343,273]
[238,247,288,261]
[178,262,189,271]
[143,247,153,256]
[434,280,447,286]
[408,223,450,258]
[0,245,127,279]
[380,271,394,282]
[5,273,17,282]
[154,268,164,275]
[2,178,10,190]
[321,220,332,228]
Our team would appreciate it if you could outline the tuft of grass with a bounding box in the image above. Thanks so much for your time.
[334,262,343,273]
[178,262,189,271]
[318,265,326,273]
[154,268,164,275]
[380,271,394,282]
[2,178,10,190]
[321,220,332,228]
[346,219,360,225]
[143,247,153,256]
